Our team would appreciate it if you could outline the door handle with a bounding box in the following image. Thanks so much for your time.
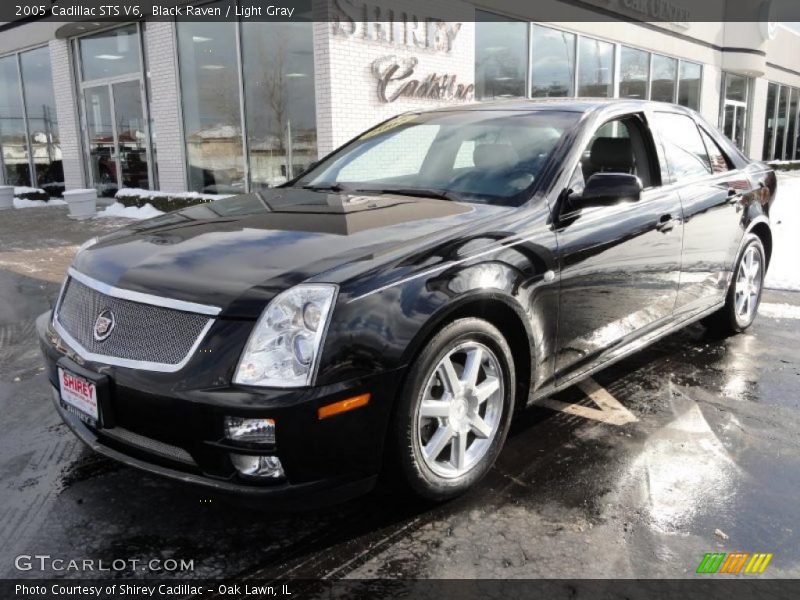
[656,213,674,233]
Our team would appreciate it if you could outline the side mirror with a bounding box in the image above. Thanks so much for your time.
[577,172,642,208]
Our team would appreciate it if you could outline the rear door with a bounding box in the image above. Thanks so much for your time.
[651,112,748,316]
[553,112,684,381]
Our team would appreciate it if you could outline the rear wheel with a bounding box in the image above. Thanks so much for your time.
[704,234,765,335]
[391,318,515,501]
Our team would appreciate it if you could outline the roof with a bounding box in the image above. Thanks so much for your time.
[426,97,693,115]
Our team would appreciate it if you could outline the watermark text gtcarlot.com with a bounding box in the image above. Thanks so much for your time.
[14,554,194,573]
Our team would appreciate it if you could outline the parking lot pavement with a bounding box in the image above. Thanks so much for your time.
[1,205,799,580]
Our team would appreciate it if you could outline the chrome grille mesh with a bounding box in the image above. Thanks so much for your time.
[55,276,211,366]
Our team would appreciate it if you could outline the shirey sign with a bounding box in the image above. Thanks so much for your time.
[331,0,474,103]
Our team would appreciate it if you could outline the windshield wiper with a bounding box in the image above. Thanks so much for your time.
[302,183,352,192]
[355,187,462,202]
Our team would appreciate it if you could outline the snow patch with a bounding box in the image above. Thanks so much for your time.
[758,303,800,320]
[96,202,164,220]
[13,197,67,209]
[115,187,232,201]
[13,186,46,196]
[764,172,800,292]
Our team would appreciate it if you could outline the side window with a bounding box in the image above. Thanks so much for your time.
[699,128,733,174]
[580,115,655,188]
[653,112,712,180]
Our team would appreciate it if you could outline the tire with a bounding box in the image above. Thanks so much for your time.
[391,318,516,501]
[703,234,766,335]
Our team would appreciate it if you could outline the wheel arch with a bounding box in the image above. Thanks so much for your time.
[748,220,772,268]
[400,293,534,410]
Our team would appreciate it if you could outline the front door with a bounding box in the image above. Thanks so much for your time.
[553,112,684,381]
[83,80,149,197]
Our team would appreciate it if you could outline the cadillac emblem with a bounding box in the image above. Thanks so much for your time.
[93,309,115,341]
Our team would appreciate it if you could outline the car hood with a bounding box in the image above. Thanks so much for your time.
[73,188,510,318]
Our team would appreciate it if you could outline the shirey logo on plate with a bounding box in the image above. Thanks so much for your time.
[696,552,773,574]
[93,309,115,342]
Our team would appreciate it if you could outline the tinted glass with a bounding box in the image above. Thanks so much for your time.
[654,112,711,179]
[725,73,748,103]
[475,13,528,100]
[298,111,580,206]
[177,15,245,194]
[531,25,575,98]
[20,46,63,195]
[0,55,29,186]
[241,20,317,189]
[789,88,799,160]
[651,55,677,103]
[699,128,731,174]
[678,61,701,110]
[763,82,778,160]
[578,37,613,97]
[619,47,649,100]
[775,85,788,160]
[79,24,140,81]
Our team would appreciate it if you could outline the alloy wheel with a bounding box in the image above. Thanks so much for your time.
[416,341,505,479]
[734,245,762,324]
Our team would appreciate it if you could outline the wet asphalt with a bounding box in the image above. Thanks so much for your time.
[1,205,799,581]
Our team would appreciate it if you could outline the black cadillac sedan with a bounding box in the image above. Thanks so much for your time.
[38,99,776,503]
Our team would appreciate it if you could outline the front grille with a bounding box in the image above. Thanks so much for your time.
[55,276,212,367]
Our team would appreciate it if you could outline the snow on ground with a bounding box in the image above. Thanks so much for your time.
[764,171,800,291]
[759,302,800,320]
[96,202,164,220]
[13,197,66,209]
[13,186,45,196]
[115,187,232,201]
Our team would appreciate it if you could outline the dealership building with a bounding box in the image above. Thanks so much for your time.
[1,0,799,198]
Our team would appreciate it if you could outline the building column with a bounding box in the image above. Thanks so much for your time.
[48,39,85,191]
[145,21,188,193]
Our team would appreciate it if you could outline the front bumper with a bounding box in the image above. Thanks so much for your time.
[37,311,403,506]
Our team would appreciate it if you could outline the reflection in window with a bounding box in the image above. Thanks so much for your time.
[654,112,711,179]
[241,21,317,190]
[20,47,63,195]
[651,55,677,103]
[578,37,613,97]
[531,25,575,98]
[763,83,778,160]
[0,55,30,187]
[699,128,731,174]
[619,47,649,99]
[178,17,245,194]
[79,24,140,81]
[678,61,701,110]
[475,13,528,100]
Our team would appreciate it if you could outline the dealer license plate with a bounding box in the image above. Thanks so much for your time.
[58,367,99,425]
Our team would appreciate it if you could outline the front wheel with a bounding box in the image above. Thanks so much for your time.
[391,318,516,501]
[704,234,766,335]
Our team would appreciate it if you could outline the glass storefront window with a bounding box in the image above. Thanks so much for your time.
[651,55,677,103]
[678,61,701,110]
[619,47,648,100]
[775,85,788,160]
[241,21,317,189]
[763,82,778,160]
[531,25,575,98]
[20,46,63,195]
[475,13,528,100]
[721,73,749,151]
[177,18,245,194]
[79,24,141,81]
[577,37,613,97]
[789,89,799,160]
[0,55,29,186]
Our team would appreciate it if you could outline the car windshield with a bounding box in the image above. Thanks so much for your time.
[294,110,580,206]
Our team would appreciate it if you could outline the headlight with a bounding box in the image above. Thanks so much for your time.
[233,284,337,388]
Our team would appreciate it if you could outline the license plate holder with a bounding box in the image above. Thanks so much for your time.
[57,361,109,428]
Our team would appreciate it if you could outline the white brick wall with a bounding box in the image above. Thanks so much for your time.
[145,22,187,193]
[49,39,84,190]
[315,0,476,155]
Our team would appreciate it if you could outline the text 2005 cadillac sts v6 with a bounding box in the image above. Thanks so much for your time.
[38,99,776,503]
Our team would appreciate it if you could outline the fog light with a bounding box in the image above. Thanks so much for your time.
[224,417,275,445]
[231,454,284,479]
